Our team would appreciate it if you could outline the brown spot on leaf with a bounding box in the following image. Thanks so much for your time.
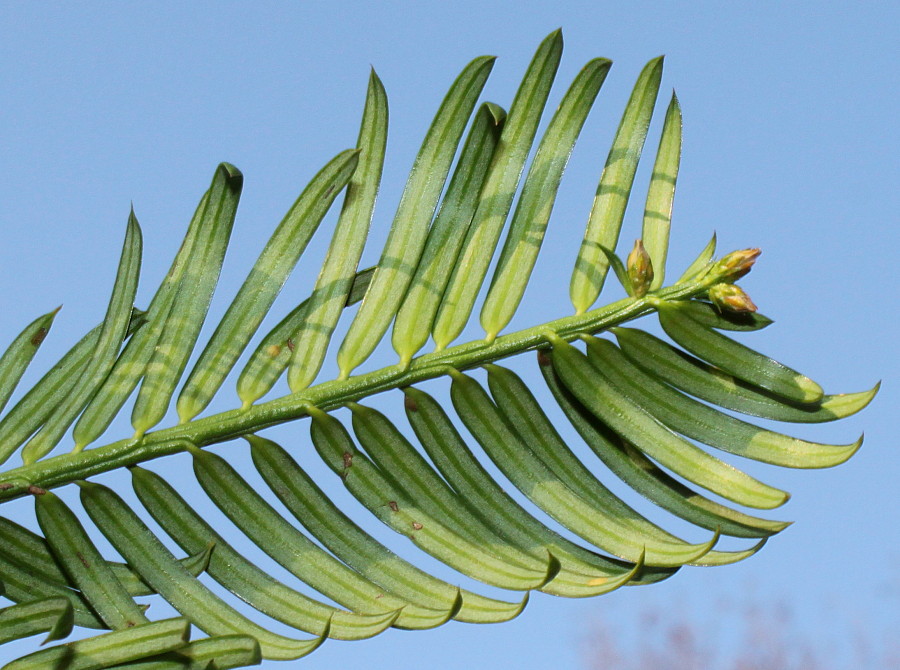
[0,483,12,491]
[404,395,418,412]
[77,552,90,569]
[411,521,423,531]
[27,485,47,496]
[537,349,552,367]
[388,501,399,512]
[31,327,48,347]
[286,338,295,352]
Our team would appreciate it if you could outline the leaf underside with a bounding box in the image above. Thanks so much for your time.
[0,30,874,669]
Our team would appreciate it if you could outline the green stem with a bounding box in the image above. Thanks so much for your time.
[0,280,710,502]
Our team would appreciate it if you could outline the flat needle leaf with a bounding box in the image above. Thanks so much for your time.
[22,214,142,463]
[570,56,664,314]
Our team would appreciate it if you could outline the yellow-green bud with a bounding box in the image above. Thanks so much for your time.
[708,283,758,313]
[626,239,654,298]
[713,248,761,282]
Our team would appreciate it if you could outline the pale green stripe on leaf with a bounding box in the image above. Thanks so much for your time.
[432,30,563,350]
[236,268,375,407]
[0,307,58,415]
[79,480,326,661]
[613,327,877,423]
[178,150,358,420]
[287,74,387,392]
[22,215,142,463]
[336,55,495,377]
[132,164,242,435]
[190,444,454,631]
[131,465,399,641]
[35,490,148,630]
[392,102,506,366]
[537,351,788,539]
[642,91,682,289]
[657,302,824,404]
[570,56,664,313]
[73,192,211,449]
[449,370,717,567]
[309,409,530,620]
[3,618,190,670]
[585,336,861,468]
[0,598,73,645]
[547,333,789,509]
[481,58,612,340]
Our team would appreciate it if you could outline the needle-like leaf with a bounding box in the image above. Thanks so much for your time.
[404,385,669,595]
[250,435,529,623]
[642,91,682,289]
[614,326,878,422]
[73,192,211,449]
[538,350,788,538]
[22,214,142,463]
[132,164,243,435]
[570,56,663,313]
[336,55,495,376]
[177,150,360,420]
[3,617,190,670]
[309,408,529,623]
[546,332,789,509]
[449,369,720,566]
[287,72,388,392]
[484,363,761,565]
[79,480,328,661]
[0,308,58,416]
[35,489,148,630]
[236,267,375,407]
[0,597,73,645]
[481,57,611,340]
[392,102,506,365]
[0,547,108,630]
[432,30,564,350]
[115,635,262,670]
[189,444,459,630]
[676,233,717,283]
[666,299,773,331]
[657,301,824,404]
[585,336,862,467]
[130,465,399,641]
[0,516,211,597]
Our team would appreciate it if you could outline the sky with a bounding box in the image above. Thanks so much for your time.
[0,2,898,668]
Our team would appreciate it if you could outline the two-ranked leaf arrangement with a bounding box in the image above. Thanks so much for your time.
[0,30,876,668]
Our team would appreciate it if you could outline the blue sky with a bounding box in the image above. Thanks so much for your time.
[1,2,897,668]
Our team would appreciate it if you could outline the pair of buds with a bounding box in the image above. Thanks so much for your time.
[626,241,759,313]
